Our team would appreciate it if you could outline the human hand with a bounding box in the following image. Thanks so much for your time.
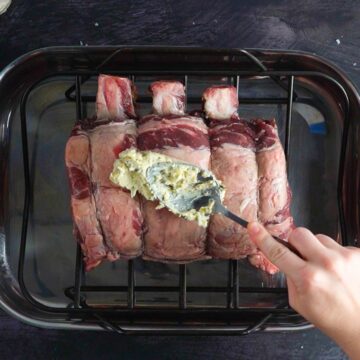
[247,222,360,359]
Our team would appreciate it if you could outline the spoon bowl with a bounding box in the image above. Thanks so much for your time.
[146,162,222,213]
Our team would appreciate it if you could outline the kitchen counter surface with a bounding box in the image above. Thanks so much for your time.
[0,1,357,359]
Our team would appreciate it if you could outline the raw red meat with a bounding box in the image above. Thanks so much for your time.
[65,124,107,271]
[94,187,142,259]
[89,121,137,188]
[203,85,239,120]
[150,81,185,116]
[90,75,143,260]
[66,75,143,269]
[248,119,294,274]
[137,115,210,169]
[253,119,293,233]
[88,121,142,257]
[139,81,210,262]
[205,86,258,259]
[96,75,136,120]
[66,75,294,275]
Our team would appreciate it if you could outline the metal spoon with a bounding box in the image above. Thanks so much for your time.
[146,162,302,258]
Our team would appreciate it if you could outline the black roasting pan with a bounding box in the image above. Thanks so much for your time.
[0,46,359,333]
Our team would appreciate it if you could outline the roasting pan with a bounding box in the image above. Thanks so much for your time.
[0,46,359,334]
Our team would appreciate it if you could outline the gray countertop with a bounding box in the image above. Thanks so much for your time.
[0,0,357,358]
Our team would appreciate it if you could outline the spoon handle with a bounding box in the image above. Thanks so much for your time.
[214,201,249,227]
[214,201,303,259]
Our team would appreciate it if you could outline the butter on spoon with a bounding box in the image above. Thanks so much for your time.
[146,161,224,227]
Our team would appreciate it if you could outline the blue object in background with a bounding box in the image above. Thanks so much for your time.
[293,103,327,135]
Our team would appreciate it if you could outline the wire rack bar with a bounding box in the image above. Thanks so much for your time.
[285,75,294,159]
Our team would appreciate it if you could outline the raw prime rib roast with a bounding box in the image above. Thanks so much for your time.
[66,76,294,274]
[66,75,143,271]
[137,81,211,262]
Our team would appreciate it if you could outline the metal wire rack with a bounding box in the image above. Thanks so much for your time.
[17,48,350,334]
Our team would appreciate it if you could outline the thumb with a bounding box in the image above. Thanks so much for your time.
[247,222,304,276]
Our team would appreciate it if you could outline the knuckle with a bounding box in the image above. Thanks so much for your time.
[315,234,324,241]
[267,244,288,264]
[289,227,309,243]
[342,248,359,262]
[300,268,322,293]
[294,227,309,234]
[321,254,344,273]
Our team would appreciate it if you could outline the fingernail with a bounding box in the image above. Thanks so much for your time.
[248,222,261,234]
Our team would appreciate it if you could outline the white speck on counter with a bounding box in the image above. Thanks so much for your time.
[354,62,357,66]
[0,0,11,15]
[94,22,99,27]
[300,345,304,349]
[192,21,196,25]
[336,39,341,45]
